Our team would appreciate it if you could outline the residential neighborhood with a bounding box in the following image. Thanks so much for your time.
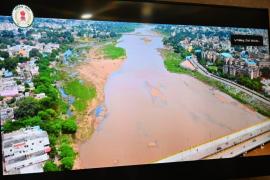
[157,25,270,96]
[0,16,138,175]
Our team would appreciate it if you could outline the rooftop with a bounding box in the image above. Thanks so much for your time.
[220,52,233,58]
[242,58,257,65]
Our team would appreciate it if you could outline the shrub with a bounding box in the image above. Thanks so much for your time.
[62,118,77,134]
[43,160,59,172]
[61,157,75,170]
[59,143,75,159]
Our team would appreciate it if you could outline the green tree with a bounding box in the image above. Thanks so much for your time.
[1,30,14,38]
[49,134,57,146]
[0,51,9,59]
[49,146,58,159]
[59,143,76,159]
[61,157,75,170]
[38,109,57,121]
[60,135,72,144]
[3,116,42,133]
[62,118,77,134]
[24,83,30,88]
[3,57,19,71]
[41,120,62,135]
[237,76,262,92]
[29,48,41,57]
[14,97,41,119]
[40,97,58,110]
[43,161,59,172]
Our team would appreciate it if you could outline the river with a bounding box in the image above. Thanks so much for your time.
[79,25,266,168]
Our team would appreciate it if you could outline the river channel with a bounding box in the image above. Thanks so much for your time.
[79,25,266,168]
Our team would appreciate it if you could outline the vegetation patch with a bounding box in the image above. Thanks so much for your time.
[102,43,126,59]
[64,79,96,112]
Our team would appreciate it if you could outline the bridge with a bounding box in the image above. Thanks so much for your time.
[154,120,270,163]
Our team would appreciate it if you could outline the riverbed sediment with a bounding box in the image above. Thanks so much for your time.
[73,46,126,169]
[78,26,267,169]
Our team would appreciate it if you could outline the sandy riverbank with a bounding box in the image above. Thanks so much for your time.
[72,46,126,169]
[78,27,267,169]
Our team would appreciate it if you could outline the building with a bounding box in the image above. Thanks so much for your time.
[261,79,270,96]
[262,85,270,96]
[220,52,233,63]
[247,66,260,79]
[202,50,218,63]
[35,93,46,100]
[2,126,51,175]
[0,78,19,97]
[0,107,14,124]
[222,57,260,79]
[16,59,39,82]
[4,70,13,78]
[258,58,270,68]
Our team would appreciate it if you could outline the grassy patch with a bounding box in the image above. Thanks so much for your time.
[207,65,218,73]
[102,43,126,59]
[64,79,96,112]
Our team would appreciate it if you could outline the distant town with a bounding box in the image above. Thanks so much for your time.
[156,25,270,96]
[1,16,270,175]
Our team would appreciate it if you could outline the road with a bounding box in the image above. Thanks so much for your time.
[155,120,270,163]
[188,57,270,106]
[205,131,270,159]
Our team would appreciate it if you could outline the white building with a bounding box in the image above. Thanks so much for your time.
[0,107,14,124]
[35,93,46,100]
[2,126,51,175]
[0,78,19,97]
[262,86,270,96]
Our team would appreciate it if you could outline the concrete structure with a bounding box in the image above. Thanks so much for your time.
[258,58,270,68]
[34,93,46,100]
[205,131,270,159]
[155,120,270,163]
[0,107,14,124]
[0,78,19,97]
[222,57,260,79]
[2,126,51,175]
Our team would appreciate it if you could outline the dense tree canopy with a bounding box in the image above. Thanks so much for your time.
[59,143,76,159]
[61,157,75,170]
[3,116,42,133]
[41,120,62,135]
[38,109,57,121]
[43,161,59,172]
[237,76,262,92]
[29,48,41,57]
[0,51,9,59]
[14,97,41,119]
[62,118,77,134]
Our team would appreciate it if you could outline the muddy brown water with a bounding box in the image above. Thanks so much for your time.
[79,26,266,169]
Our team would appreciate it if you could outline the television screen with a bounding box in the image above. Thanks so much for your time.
[1,6,270,175]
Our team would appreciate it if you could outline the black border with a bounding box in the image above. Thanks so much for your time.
[1,0,270,179]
